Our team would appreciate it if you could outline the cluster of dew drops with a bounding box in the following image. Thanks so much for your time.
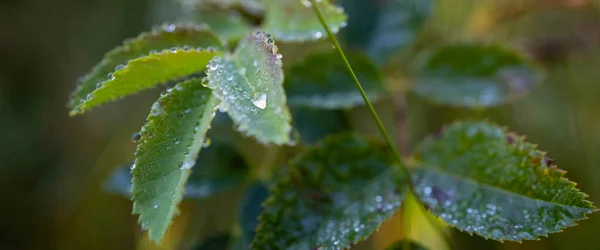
[299,0,347,40]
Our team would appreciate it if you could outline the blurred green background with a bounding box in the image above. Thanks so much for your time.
[1,0,599,249]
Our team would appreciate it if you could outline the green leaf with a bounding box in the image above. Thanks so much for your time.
[412,44,542,108]
[69,24,223,115]
[131,78,220,243]
[386,240,429,250]
[180,10,253,43]
[340,0,433,66]
[262,0,347,42]
[410,121,597,242]
[70,47,221,115]
[237,182,270,247]
[291,107,351,145]
[206,31,293,145]
[285,51,385,109]
[252,134,409,249]
[105,142,249,199]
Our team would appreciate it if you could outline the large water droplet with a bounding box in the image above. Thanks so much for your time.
[313,31,323,39]
[150,102,162,116]
[252,93,268,109]
[131,132,142,143]
[130,163,136,170]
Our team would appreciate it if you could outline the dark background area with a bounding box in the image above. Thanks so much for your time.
[1,0,600,249]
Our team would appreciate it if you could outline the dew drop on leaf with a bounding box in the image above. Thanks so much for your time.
[252,93,268,110]
[131,132,142,143]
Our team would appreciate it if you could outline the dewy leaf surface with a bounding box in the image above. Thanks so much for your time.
[286,51,385,109]
[69,24,223,114]
[262,0,347,42]
[71,48,220,115]
[341,0,433,66]
[131,78,220,243]
[410,121,597,242]
[206,31,292,145]
[105,142,249,199]
[412,44,542,108]
[252,134,409,249]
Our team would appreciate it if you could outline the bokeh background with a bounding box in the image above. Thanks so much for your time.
[1,0,600,249]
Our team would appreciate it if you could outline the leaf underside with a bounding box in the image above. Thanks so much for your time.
[412,44,542,108]
[131,78,219,243]
[252,133,409,250]
[69,24,223,115]
[206,31,293,145]
[285,51,385,109]
[410,121,596,242]
[105,142,249,199]
[340,0,433,66]
[262,0,347,42]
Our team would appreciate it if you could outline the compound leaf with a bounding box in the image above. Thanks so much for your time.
[69,24,224,115]
[341,0,433,66]
[131,78,220,243]
[410,121,597,242]
[412,44,542,108]
[262,0,347,42]
[286,51,385,109]
[206,31,293,145]
[252,134,409,249]
[105,142,249,199]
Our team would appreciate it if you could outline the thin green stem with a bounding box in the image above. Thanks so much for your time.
[308,0,406,172]
[309,1,454,249]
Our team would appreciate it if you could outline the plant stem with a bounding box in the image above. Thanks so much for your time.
[308,1,455,249]
[307,0,407,172]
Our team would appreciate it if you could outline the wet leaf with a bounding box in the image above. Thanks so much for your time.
[285,51,385,109]
[237,182,270,247]
[252,134,409,249]
[410,121,597,242]
[291,107,351,145]
[412,44,542,108]
[105,142,249,199]
[131,78,220,243]
[68,24,223,115]
[340,0,433,66]
[70,48,221,116]
[262,0,347,42]
[206,31,293,145]
[386,240,429,250]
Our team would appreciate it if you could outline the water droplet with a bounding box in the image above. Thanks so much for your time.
[95,82,103,89]
[276,54,283,59]
[202,137,212,148]
[131,132,142,143]
[209,63,218,71]
[152,204,159,209]
[115,64,125,71]
[86,93,94,101]
[301,0,312,7]
[150,102,162,116]
[251,93,267,109]
[201,78,209,87]
[313,31,323,39]
[179,159,195,170]
[174,140,180,145]
[169,48,178,53]
[239,67,246,75]
[226,75,233,81]
[130,163,136,170]
[252,60,258,67]
[108,73,115,81]
[375,196,382,202]
[162,23,176,32]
